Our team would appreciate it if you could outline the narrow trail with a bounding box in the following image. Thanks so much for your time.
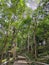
[2,55,49,65]
[13,56,29,65]
[13,55,49,65]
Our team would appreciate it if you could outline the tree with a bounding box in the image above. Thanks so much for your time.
[0,0,25,64]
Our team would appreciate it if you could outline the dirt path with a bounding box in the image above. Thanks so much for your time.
[13,60,28,65]
[13,56,28,65]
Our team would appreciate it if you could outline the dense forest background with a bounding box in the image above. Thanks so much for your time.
[0,0,49,65]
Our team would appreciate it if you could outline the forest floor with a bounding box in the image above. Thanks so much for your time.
[1,54,49,65]
[2,56,49,65]
[13,55,49,65]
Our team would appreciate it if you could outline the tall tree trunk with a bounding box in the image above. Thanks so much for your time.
[27,33,30,52]
[33,17,37,59]
[33,31,37,59]
[13,47,17,60]
[12,27,17,61]
[31,44,33,54]
[0,55,2,65]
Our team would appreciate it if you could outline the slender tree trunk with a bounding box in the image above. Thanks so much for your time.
[13,47,17,60]
[31,44,33,54]
[0,55,2,65]
[11,27,17,61]
[33,31,37,59]
[27,33,30,52]
[33,17,37,59]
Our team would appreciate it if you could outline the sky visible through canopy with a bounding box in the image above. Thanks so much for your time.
[26,0,40,10]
